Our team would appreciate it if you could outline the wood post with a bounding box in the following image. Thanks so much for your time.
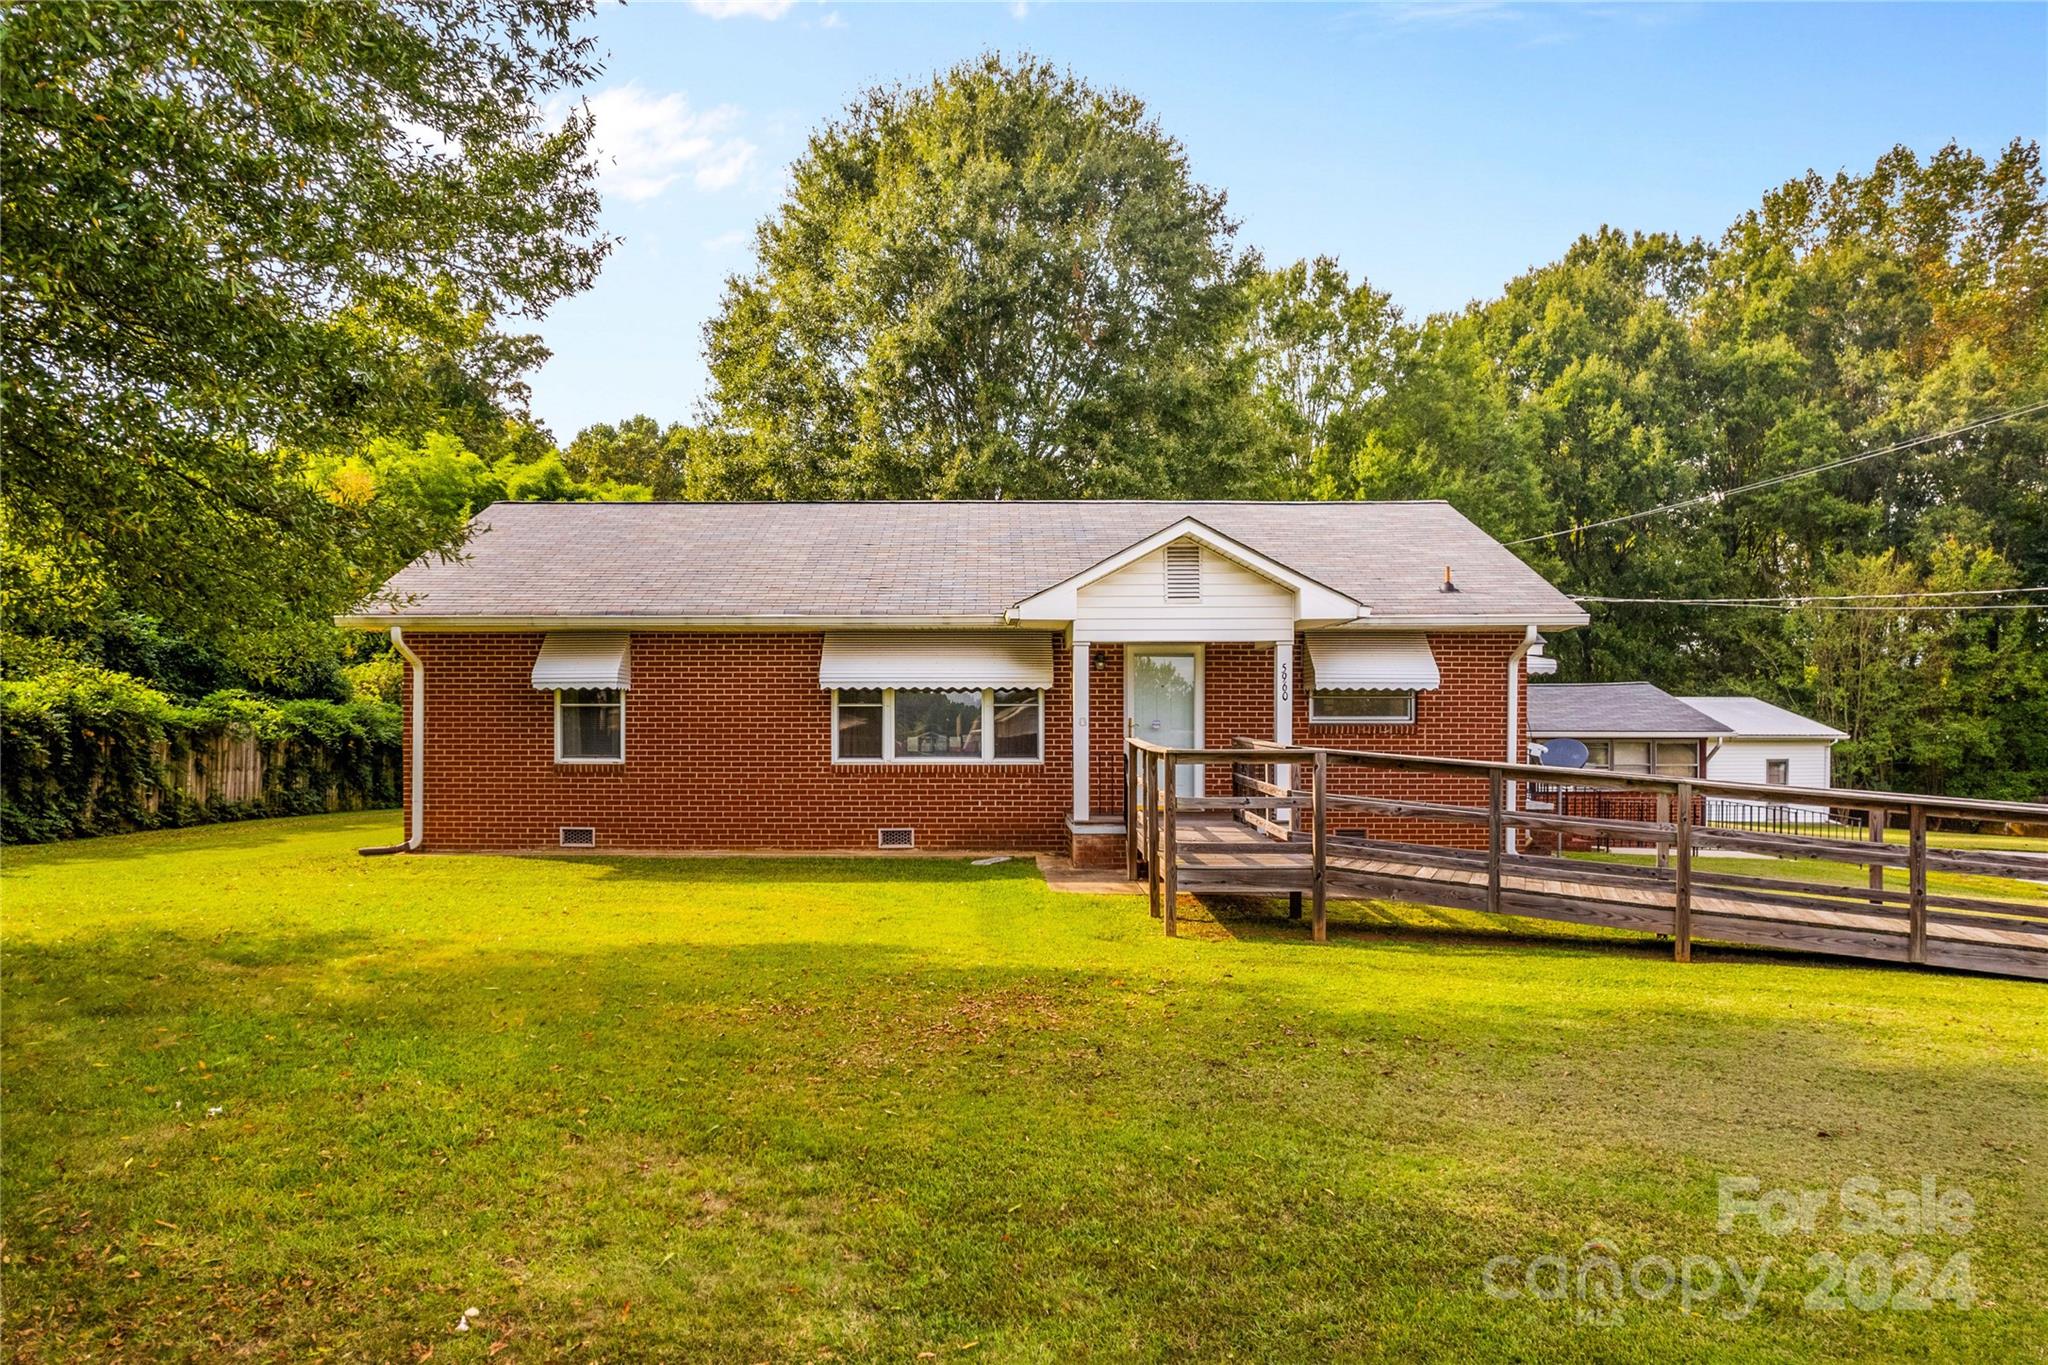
[1486,766,1504,916]
[1146,753,1162,920]
[1867,805,1887,907]
[1908,804,1928,965]
[1655,791,1672,871]
[1310,749,1328,943]
[1123,742,1137,883]
[1672,781,1693,963]
[1162,754,1179,938]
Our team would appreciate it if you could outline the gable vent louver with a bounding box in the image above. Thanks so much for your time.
[1164,543,1202,602]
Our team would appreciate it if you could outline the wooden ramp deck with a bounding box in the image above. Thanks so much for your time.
[1127,739,2048,982]
[1171,816,2048,980]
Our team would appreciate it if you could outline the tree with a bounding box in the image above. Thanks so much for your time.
[317,431,651,576]
[565,416,698,499]
[695,54,1262,500]
[1457,229,1715,683]
[0,0,609,646]
[1697,140,2048,589]
[1240,257,1400,492]
[1798,542,2046,799]
[1293,315,1549,545]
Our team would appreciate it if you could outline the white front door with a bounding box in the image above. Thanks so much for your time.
[1128,648,1202,796]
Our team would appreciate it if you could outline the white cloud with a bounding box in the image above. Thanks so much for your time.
[573,84,756,202]
[703,229,752,254]
[817,8,846,28]
[689,0,795,18]
[1009,1,1031,16]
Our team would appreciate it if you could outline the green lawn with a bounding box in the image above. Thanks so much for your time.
[5,814,2044,1361]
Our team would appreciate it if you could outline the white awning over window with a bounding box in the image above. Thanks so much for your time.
[531,632,632,690]
[819,631,1054,691]
[1305,632,1440,692]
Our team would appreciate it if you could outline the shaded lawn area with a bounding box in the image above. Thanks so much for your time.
[4,815,2044,1361]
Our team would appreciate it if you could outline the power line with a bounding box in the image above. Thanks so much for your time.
[1576,599,2048,614]
[1573,586,2048,606]
[1505,401,2048,548]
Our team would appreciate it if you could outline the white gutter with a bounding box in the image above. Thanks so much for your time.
[336,613,1013,632]
[1504,625,1540,855]
[338,612,1592,633]
[360,626,425,855]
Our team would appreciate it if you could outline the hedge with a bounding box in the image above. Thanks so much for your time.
[2,666,403,843]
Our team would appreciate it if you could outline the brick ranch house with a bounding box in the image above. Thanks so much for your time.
[342,501,1588,865]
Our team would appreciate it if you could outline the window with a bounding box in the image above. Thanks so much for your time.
[836,688,884,759]
[1655,743,1698,777]
[1609,740,1652,773]
[895,690,983,759]
[1765,758,1790,786]
[556,688,624,762]
[992,689,1042,758]
[1581,739,1696,776]
[832,688,1043,762]
[1309,690,1415,724]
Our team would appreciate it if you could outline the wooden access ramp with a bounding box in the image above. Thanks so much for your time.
[1125,739,2048,981]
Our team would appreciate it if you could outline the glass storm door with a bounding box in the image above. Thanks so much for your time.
[1129,649,1201,796]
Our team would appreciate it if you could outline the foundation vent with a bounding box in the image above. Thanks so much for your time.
[877,827,916,849]
[559,826,597,848]
[1164,542,1202,601]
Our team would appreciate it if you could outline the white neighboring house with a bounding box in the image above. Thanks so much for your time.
[1680,696,1848,818]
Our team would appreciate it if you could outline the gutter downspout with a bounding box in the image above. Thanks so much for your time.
[359,626,424,855]
[1505,626,1540,855]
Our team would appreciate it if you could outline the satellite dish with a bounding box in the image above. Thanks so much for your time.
[1540,737,1590,769]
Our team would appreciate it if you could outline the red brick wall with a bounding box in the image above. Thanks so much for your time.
[400,629,1532,855]
[402,632,1076,853]
[1545,788,1706,852]
[1289,632,1526,850]
[1085,643,1125,818]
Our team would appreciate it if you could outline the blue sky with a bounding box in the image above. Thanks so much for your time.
[525,0,2048,439]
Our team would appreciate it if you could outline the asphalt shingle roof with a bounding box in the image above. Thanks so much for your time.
[1527,683,1731,737]
[1680,696,1847,740]
[350,501,1587,626]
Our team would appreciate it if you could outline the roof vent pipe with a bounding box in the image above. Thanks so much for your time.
[1440,565,1460,593]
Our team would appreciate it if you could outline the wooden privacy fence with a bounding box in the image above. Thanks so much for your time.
[138,728,399,819]
[1124,736,2048,981]
[147,730,274,812]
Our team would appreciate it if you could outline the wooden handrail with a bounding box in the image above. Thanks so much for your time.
[1226,735,2048,819]
[1129,734,2042,959]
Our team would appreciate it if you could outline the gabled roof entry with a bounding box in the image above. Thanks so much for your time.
[1005,517,1364,625]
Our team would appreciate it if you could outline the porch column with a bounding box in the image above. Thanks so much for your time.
[1071,637,1090,822]
[1272,637,1294,817]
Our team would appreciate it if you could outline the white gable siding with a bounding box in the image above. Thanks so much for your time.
[1705,738,1836,816]
[1072,542,1296,642]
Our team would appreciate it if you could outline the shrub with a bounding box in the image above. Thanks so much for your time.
[2,666,402,842]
